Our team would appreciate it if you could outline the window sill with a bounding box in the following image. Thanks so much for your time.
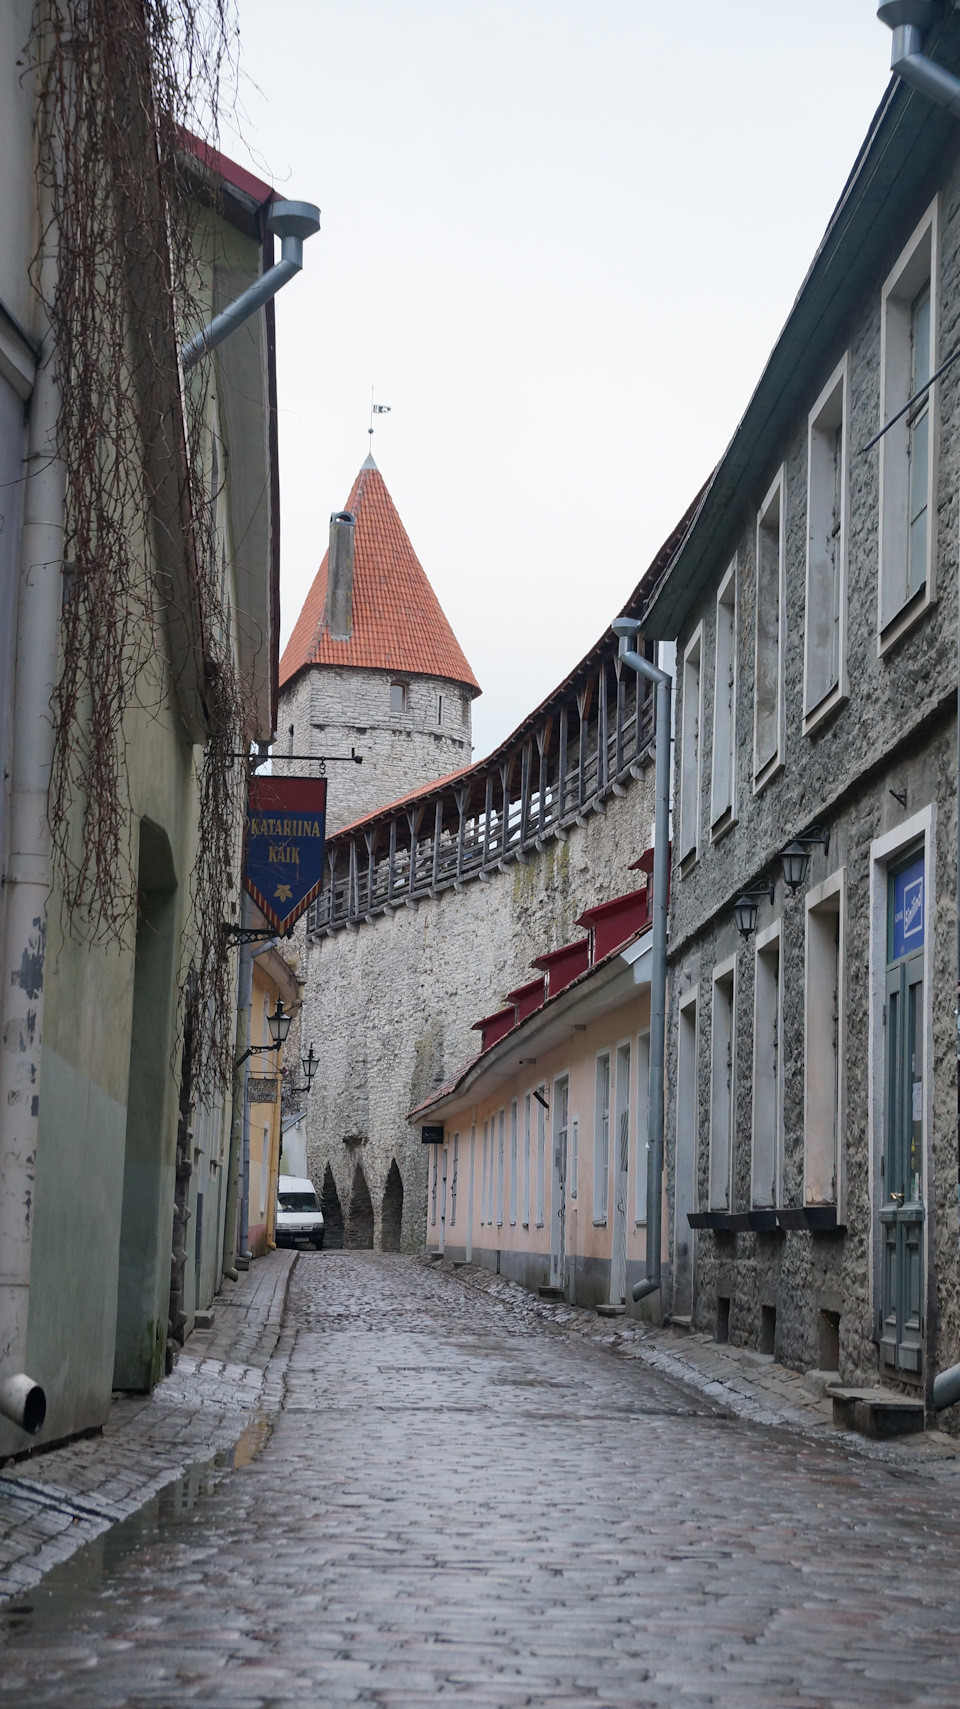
[679,847,698,878]
[593,1217,608,1228]
[710,809,737,845]
[803,682,846,739]
[752,754,783,797]
[878,583,935,658]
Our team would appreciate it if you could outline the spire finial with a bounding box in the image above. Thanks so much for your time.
[368,385,391,453]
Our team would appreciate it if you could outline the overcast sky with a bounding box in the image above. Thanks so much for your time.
[228,1,893,761]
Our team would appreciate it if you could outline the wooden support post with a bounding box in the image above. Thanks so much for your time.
[536,724,549,836]
[455,786,467,881]
[432,797,443,889]
[519,741,532,846]
[614,655,625,779]
[597,666,608,793]
[500,761,511,860]
[558,707,568,820]
[407,808,421,897]
[348,839,359,919]
[387,817,397,906]
[577,687,588,808]
[482,773,493,866]
[326,847,339,926]
[364,829,376,913]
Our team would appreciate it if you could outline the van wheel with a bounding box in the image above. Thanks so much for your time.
[312,1233,325,1250]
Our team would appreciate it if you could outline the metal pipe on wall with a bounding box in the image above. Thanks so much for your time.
[611,618,671,1307]
[180,201,320,372]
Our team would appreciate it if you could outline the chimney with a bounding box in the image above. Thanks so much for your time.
[325,511,355,640]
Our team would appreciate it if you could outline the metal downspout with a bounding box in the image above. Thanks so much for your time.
[611,619,671,1307]
[0,105,64,1434]
[876,0,960,1412]
[180,201,320,372]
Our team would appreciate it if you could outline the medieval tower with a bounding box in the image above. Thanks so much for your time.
[278,455,480,836]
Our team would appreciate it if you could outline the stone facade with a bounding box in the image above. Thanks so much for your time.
[278,664,473,835]
[298,773,655,1253]
[645,53,960,1416]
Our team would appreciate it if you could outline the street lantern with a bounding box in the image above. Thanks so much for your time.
[267,998,292,1048]
[779,825,830,895]
[732,880,776,940]
[301,1044,317,1090]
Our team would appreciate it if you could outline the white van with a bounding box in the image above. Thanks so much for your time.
[275,1176,324,1249]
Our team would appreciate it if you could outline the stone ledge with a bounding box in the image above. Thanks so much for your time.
[828,1386,925,1438]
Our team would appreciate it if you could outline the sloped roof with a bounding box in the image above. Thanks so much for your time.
[279,456,480,694]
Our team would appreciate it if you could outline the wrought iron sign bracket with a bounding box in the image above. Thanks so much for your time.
[222,923,294,946]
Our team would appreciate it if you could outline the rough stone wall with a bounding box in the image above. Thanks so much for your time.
[278,665,474,834]
[663,168,960,1399]
[297,773,655,1254]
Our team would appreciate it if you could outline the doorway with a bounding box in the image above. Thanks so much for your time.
[880,850,925,1381]
[381,1160,404,1251]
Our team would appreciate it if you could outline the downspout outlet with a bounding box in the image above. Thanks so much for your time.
[932,1361,960,1411]
[0,1372,46,1435]
[878,4,960,123]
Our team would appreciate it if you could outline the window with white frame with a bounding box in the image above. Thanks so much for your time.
[481,1119,489,1224]
[555,1077,569,1214]
[710,561,737,831]
[509,1100,518,1225]
[754,472,785,784]
[450,1134,459,1225]
[536,1088,546,1226]
[752,922,782,1209]
[389,681,407,716]
[879,200,938,637]
[437,693,444,726]
[804,871,844,1206]
[805,359,848,722]
[679,627,703,863]
[496,1109,505,1226]
[594,1052,611,1222]
[523,1093,531,1226]
[635,1031,650,1223]
[709,961,736,1211]
[570,1117,579,1200]
[431,1144,439,1225]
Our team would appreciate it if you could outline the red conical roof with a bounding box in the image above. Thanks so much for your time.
[279,456,480,693]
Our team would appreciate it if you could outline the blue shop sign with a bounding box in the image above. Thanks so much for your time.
[244,775,327,935]
[892,854,924,961]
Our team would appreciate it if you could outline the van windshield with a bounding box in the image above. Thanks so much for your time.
[278,1192,319,1212]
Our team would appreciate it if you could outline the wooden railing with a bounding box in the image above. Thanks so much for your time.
[308,649,655,937]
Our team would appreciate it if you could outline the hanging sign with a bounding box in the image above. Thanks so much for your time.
[243,776,327,934]
[421,1125,445,1145]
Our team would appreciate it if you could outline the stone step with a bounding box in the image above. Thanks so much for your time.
[596,1303,626,1318]
[828,1385,925,1439]
[538,1285,565,1301]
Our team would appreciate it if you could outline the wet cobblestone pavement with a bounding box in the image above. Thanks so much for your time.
[3,1252,960,1706]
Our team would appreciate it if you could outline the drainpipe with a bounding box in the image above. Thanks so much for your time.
[0,129,64,1435]
[180,201,320,372]
[876,0,960,1412]
[878,3,960,118]
[611,619,671,1306]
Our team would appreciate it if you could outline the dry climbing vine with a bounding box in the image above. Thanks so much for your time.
[32,0,251,1095]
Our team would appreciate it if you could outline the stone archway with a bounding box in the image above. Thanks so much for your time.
[381,1160,404,1252]
[347,1164,374,1250]
[320,1163,345,1250]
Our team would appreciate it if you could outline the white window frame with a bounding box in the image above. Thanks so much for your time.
[481,1119,489,1224]
[804,355,849,732]
[678,623,703,867]
[570,1116,579,1200]
[536,1087,546,1227]
[496,1108,505,1227]
[635,1029,650,1224]
[709,956,737,1211]
[710,559,737,837]
[389,680,407,716]
[509,1100,518,1226]
[522,1092,531,1227]
[450,1134,459,1226]
[804,868,846,1210]
[878,197,939,652]
[753,468,786,791]
[593,1050,611,1224]
[751,918,783,1210]
[431,1143,439,1225]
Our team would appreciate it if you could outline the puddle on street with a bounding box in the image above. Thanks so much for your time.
[0,1410,272,1640]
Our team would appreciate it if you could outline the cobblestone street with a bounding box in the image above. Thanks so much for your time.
[3,1253,960,1706]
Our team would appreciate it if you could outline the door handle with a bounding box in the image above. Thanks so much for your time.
[890,1192,904,1205]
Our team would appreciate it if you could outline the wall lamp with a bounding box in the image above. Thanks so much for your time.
[780,826,830,894]
[285,1043,318,1098]
[733,881,775,940]
[237,997,292,1067]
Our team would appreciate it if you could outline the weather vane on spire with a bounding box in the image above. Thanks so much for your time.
[369,386,391,448]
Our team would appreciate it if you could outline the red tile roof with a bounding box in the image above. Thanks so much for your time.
[280,457,480,694]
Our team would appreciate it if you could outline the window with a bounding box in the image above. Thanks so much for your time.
[509,1101,518,1225]
[451,1134,459,1226]
[709,960,736,1211]
[805,358,848,726]
[804,871,845,1207]
[437,693,444,726]
[752,922,782,1209]
[496,1108,505,1226]
[431,1144,439,1225]
[754,472,785,786]
[710,561,737,832]
[555,1078,569,1221]
[481,1120,489,1224]
[390,681,407,716]
[523,1093,531,1226]
[594,1053,610,1222]
[570,1117,579,1200]
[260,1126,269,1217]
[679,626,703,863]
[536,1088,546,1226]
[461,694,469,725]
[879,199,938,640]
[635,1031,650,1223]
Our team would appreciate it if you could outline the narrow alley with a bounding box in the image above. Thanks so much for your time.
[2,1253,960,1707]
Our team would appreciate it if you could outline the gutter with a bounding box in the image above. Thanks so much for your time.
[180,200,319,371]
